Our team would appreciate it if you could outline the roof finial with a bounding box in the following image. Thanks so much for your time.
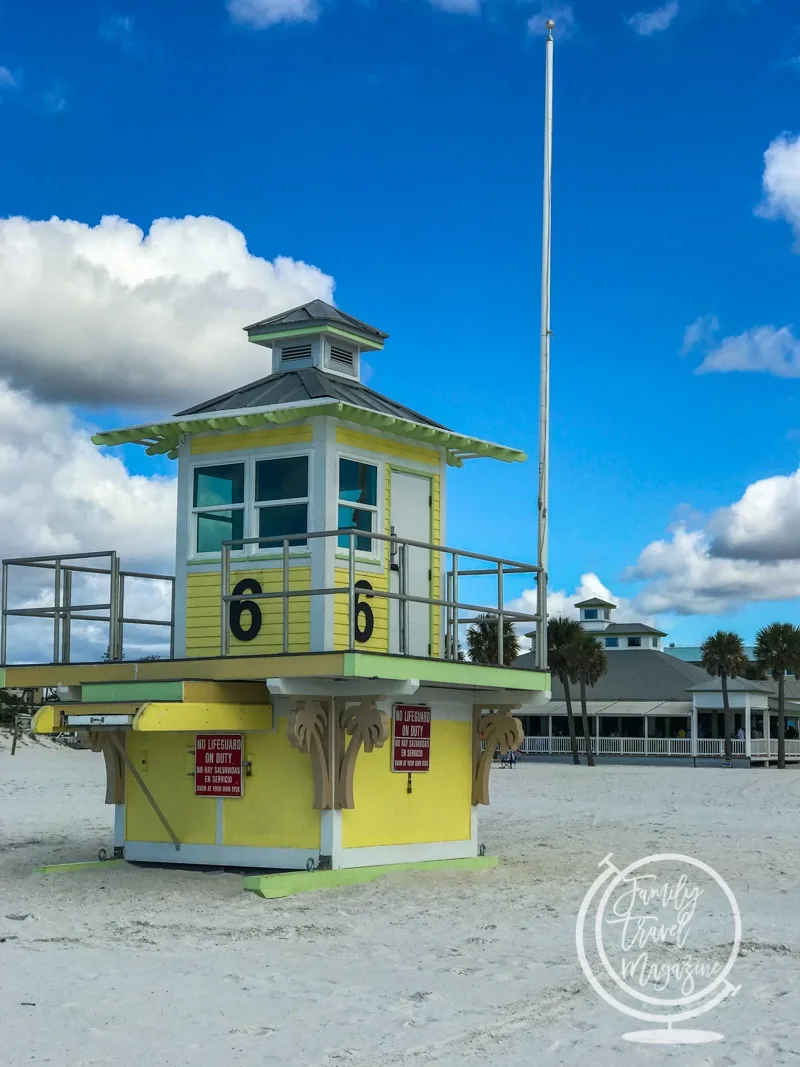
[545,17,555,39]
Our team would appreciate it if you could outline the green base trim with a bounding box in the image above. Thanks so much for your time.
[242,856,498,899]
[83,681,185,703]
[342,651,549,691]
[34,859,125,874]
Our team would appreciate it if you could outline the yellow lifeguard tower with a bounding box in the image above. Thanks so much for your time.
[2,301,549,874]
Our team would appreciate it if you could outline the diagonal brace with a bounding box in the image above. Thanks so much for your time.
[108,733,181,851]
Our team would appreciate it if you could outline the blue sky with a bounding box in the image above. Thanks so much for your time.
[2,0,800,649]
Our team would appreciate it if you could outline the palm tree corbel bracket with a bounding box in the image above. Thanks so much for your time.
[335,698,390,809]
[472,705,523,806]
[286,699,333,809]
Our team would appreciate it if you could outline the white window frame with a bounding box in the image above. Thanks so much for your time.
[190,459,248,559]
[253,453,311,553]
[605,637,619,648]
[335,451,382,564]
[188,447,313,561]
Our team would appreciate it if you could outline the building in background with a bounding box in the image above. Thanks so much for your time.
[515,597,800,763]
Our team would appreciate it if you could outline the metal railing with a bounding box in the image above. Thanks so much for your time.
[220,528,541,665]
[1,551,175,665]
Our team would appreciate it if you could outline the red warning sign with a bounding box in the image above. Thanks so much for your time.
[195,733,244,797]
[392,704,431,773]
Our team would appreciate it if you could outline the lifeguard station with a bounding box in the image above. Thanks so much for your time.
[2,301,549,873]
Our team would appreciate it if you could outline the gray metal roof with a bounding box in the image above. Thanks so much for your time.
[575,597,616,608]
[243,300,388,343]
[688,678,774,693]
[602,622,668,637]
[175,367,448,428]
[514,648,712,701]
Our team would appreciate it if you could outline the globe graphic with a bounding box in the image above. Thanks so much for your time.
[576,852,742,1045]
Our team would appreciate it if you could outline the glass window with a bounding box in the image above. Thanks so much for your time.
[192,463,246,554]
[338,458,378,551]
[339,459,377,506]
[605,637,619,648]
[196,510,244,554]
[259,503,308,546]
[652,637,660,648]
[627,636,642,648]
[583,609,598,620]
[255,456,309,548]
[256,456,308,502]
[193,464,244,508]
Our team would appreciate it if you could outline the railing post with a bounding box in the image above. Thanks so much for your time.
[282,539,289,654]
[220,543,231,656]
[53,558,61,664]
[452,553,459,661]
[61,569,72,664]
[497,562,504,666]
[400,543,409,656]
[107,551,122,661]
[445,569,452,659]
[1,561,7,666]
[169,577,176,660]
[117,572,125,663]
[348,532,356,651]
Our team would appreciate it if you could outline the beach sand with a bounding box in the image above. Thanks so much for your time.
[2,738,798,1065]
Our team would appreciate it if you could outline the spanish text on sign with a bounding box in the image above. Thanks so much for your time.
[392,704,431,773]
[195,733,244,797]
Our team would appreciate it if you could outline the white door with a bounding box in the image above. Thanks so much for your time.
[389,471,432,658]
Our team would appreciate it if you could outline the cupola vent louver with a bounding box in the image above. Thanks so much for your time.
[280,343,313,362]
[330,346,355,369]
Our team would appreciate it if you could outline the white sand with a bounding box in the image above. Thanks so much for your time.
[2,743,799,1065]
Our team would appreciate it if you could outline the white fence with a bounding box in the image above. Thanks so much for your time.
[750,739,800,759]
[519,736,747,758]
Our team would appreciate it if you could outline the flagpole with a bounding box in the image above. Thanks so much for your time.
[536,19,554,671]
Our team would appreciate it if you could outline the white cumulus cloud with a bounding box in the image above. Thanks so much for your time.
[429,0,480,13]
[696,325,800,377]
[627,1,679,35]
[626,467,800,613]
[625,526,800,615]
[0,382,176,663]
[0,383,175,571]
[0,67,15,88]
[0,214,334,409]
[708,466,800,561]
[227,0,319,27]
[757,133,800,245]
[681,313,718,355]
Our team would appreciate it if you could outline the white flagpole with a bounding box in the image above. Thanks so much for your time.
[536,19,555,671]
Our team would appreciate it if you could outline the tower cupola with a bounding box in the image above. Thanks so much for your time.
[244,299,388,382]
[574,597,616,631]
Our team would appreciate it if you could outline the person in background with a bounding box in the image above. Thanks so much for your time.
[737,726,745,740]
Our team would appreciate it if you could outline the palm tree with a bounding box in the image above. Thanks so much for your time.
[564,632,608,768]
[466,614,520,666]
[754,622,800,769]
[700,631,749,761]
[547,615,583,766]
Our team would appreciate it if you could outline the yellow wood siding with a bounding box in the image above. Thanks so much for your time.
[222,727,320,849]
[341,718,472,847]
[126,732,216,845]
[185,567,311,658]
[190,424,312,455]
[336,426,439,467]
